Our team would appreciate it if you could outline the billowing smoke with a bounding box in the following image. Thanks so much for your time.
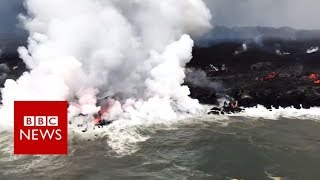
[0,63,10,81]
[0,0,212,131]
[185,68,222,91]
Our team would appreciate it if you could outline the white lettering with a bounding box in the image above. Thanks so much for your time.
[31,129,39,140]
[20,129,30,140]
[55,129,62,140]
[47,116,58,126]
[24,116,34,126]
[36,116,46,126]
[40,129,55,140]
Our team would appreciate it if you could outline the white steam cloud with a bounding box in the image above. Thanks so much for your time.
[0,0,212,131]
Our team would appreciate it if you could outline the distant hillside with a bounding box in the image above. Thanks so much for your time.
[196,26,320,46]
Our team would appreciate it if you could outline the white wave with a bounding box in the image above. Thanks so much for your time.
[306,46,319,54]
[230,105,320,120]
[46,103,320,155]
[68,104,212,156]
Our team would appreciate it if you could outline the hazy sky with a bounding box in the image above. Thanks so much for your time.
[0,0,320,35]
[204,0,320,29]
[0,0,25,35]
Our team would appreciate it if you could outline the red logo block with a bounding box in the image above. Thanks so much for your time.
[14,101,68,155]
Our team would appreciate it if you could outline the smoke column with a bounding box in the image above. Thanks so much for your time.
[0,0,212,131]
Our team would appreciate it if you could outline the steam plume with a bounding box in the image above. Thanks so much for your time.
[0,0,212,130]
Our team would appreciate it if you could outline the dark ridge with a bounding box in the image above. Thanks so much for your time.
[196,26,320,46]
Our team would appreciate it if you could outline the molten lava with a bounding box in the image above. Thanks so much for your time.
[309,73,319,80]
[308,73,320,85]
[92,109,106,125]
[261,72,277,81]
[314,80,320,85]
[93,114,102,125]
[230,101,238,109]
[92,98,116,125]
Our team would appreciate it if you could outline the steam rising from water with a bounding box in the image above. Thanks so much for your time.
[0,0,212,133]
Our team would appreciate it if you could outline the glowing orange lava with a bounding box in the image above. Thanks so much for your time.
[314,80,320,85]
[91,98,116,125]
[309,73,319,80]
[261,72,277,81]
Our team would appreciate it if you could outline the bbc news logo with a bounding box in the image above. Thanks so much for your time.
[20,116,62,141]
[14,101,68,155]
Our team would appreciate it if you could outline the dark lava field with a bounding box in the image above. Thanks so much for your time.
[187,37,320,110]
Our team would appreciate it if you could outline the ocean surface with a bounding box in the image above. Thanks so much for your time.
[1,115,320,180]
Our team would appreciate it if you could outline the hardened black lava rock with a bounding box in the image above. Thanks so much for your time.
[187,37,320,110]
